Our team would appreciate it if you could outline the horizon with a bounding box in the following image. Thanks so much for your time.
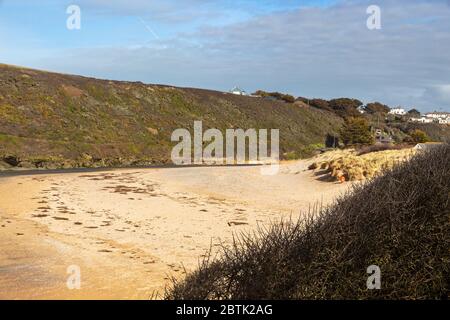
[1,0,450,112]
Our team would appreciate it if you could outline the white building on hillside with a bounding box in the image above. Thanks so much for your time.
[438,117,450,124]
[229,86,248,96]
[388,107,406,115]
[410,111,449,124]
[410,117,433,124]
[425,111,450,119]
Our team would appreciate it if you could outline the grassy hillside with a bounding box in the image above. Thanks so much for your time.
[166,145,450,299]
[0,64,341,169]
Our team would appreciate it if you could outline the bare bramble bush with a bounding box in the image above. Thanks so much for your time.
[165,145,450,300]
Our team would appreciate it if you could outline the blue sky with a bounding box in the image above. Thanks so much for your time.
[1,0,449,112]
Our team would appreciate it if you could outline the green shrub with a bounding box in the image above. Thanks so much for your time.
[409,129,431,143]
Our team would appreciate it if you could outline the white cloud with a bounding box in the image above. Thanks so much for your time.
[21,0,450,112]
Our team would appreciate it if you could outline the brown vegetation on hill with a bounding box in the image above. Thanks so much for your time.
[0,64,341,169]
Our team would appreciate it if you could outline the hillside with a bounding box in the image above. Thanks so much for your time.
[0,64,341,169]
[166,145,450,300]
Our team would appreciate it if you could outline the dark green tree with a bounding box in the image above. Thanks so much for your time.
[340,117,374,146]
[407,109,421,118]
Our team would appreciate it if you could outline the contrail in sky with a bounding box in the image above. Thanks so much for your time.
[138,17,160,40]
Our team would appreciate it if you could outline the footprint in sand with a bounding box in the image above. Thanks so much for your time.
[227,221,249,226]
[32,214,49,218]
[98,249,113,253]
[52,216,69,221]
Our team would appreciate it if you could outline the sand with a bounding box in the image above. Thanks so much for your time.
[0,160,350,299]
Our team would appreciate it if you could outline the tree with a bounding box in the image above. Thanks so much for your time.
[253,90,295,103]
[280,94,296,103]
[409,129,430,143]
[309,98,331,111]
[340,117,374,146]
[407,109,421,118]
[365,102,390,114]
[329,98,363,117]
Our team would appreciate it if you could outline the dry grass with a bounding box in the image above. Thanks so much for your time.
[309,147,415,181]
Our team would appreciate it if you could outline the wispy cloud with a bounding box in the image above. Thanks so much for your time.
[137,17,160,40]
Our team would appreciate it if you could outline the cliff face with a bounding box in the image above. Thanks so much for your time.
[0,64,342,169]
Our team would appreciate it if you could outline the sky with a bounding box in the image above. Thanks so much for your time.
[0,0,449,112]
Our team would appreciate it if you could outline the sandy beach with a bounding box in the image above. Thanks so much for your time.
[0,160,350,299]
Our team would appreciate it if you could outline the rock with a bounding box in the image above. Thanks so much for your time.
[2,155,20,167]
[308,162,318,170]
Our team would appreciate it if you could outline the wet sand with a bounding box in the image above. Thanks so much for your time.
[0,160,350,299]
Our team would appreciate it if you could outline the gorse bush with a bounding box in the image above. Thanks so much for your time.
[408,129,431,143]
[253,90,296,103]
[165,145,450,300]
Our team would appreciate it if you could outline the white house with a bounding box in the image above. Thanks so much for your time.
[388,107,406,115]
[438,117,450,124]
[410,117,433,124]
[425,111,449,119]
[229,86,248,96]
[357,106,366,114]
